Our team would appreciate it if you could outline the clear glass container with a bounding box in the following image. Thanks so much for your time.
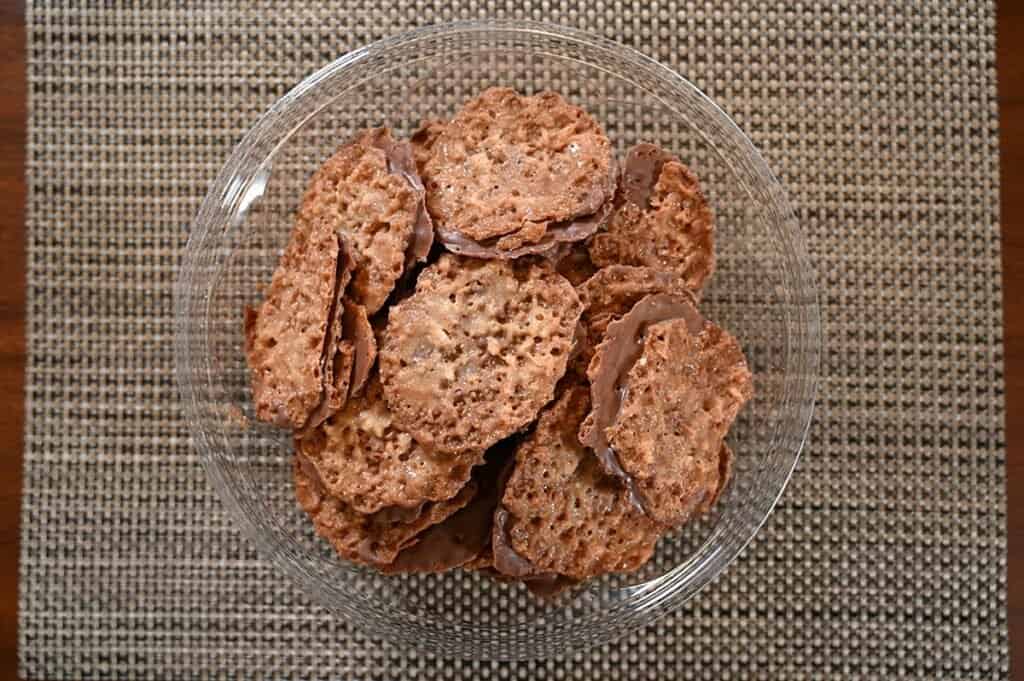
[175,21,820,660]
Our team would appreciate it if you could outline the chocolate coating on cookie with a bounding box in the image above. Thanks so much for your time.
[371,128,435,268]
[589,144,715,295]
[438,200,614,260]
[618,143,675,207]
[298,244,362,435]
[578,266,693,335]
[299,340,354,438]
[579,293,702,511]
[379,254,582,455]
[380,451,509,574]
[341,299,377,397]
[421,88,616,256]
[573,265,694,372]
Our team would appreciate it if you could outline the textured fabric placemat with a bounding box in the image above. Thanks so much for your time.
[19,2,1006,679]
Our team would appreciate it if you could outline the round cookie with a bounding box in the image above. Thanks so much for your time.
[579,294,753,526]
[244,215,344,429]
[379,254,582,455]
[589,144,715,295]
[420,88,616,256]
[299,128,425,314]
[296,375,482,515]
[498,386,663,579]
[293,454,476,566]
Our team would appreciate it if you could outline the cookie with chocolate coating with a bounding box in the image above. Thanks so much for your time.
[421,88,616,258]
[579,294,752,526]
[245,216,345,429]
[297,375,482,515]
[573,264,693,371]
[589,144,715,295]
[300,128,429,313]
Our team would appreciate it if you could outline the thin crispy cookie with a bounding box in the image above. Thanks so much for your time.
[298,244,357,435]
[379,254,582,455]
[299,128,422,314]
[581,298,753,526]
[294,454,475,566]
[421,88,615,254]
[297,375,482,515]
[244,216,342,429]
[589,144,715,295]
[500,386,662,579]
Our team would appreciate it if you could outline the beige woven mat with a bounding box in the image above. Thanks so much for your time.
[19,2,1006,679]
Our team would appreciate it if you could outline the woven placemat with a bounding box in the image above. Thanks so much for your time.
[19,2,1006,679]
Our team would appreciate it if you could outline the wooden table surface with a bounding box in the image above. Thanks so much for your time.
[1003,5,1024,680]
[0,3,1018,679]
[0,1,25,677]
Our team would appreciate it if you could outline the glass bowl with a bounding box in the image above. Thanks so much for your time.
[175,21,819,660]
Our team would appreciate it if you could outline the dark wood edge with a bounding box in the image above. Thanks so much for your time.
[999,2,1024,679]
[0,0,24,679]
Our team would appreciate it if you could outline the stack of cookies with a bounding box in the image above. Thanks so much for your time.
[244,88,753,595]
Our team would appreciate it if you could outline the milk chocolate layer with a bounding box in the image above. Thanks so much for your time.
[340,299,376,398]
[491,506,552,579]
[437,199,613,260]
[489,452,546,579]
[381,447,510,574]
[619,143,676,208]
[368,130,435,267]
[493,504,580,599]
[580,293,702,513]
